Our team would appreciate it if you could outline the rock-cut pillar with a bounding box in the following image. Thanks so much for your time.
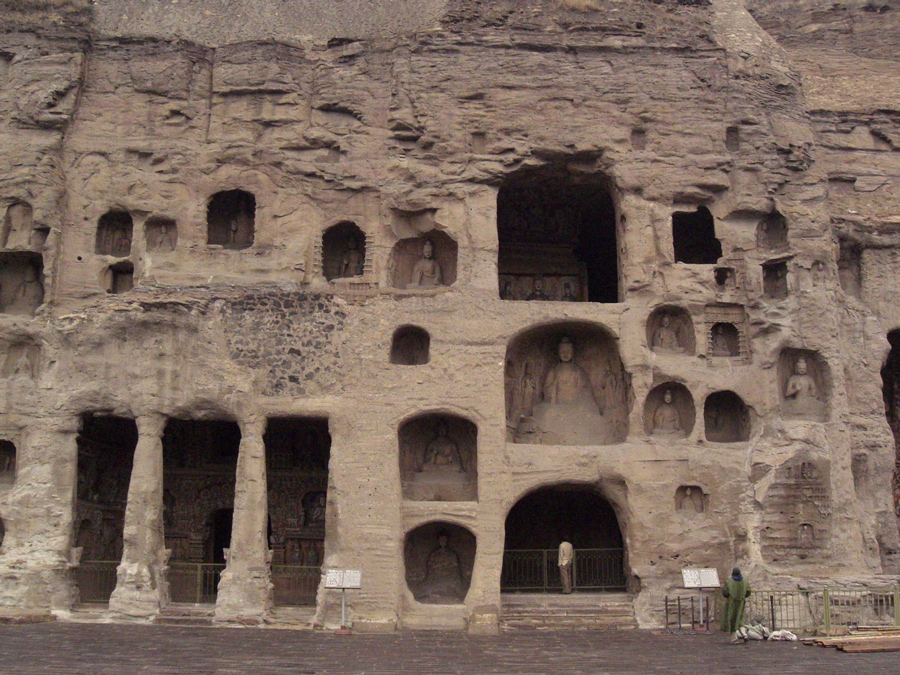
[109,414,168,621]
[214,416,272,623]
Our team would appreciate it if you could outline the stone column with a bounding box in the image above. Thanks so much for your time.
[108,414,168,621]
[0,418,80,613]
[214,416,271,623]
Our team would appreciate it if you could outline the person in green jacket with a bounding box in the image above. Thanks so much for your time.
[722,567,751,637]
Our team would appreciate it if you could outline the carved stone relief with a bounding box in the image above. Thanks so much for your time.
[405,522,475,604]
[646,306,695,355]
[779,349,828,421]
[390,231,457,289]
[506,324,630,446]
[675,485,705,513]
[704,305,748,359]
[145,216,178,253]
[761,459,832,562]
[704,391,750,442]
[1,202,34,250]
[644,383,694,439]
[400,414,477,501]
[2,342,39,378]
[0,253,43,316]
[499,273,585,302]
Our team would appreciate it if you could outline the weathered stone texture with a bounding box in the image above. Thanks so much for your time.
[1,0,899,630]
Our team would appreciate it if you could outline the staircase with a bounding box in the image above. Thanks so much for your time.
[501,592,637,631]
[156,603,215,627]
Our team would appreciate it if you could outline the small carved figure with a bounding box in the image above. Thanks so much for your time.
[677,486,704,513]
[526,276,550,301]
[709,324,733,356]
[652,315,683,353]
[5,265,43,315]
[409,240,443,288]
[558,541,574,594]
[421,422,464,472]
[500,279,514,300]
[305,492,326,525]
[652,389,683,436]
[561,282,577,302]
[798,523,815,545]
[543,337,599,410]
[784,357,818,405]
[422,533,466,602]
[340,237,363,278]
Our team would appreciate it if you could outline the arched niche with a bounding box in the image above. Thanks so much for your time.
[505,322,631,445]
[757,211,788,251]
[502,484,627,592]
[207,189,255,249]
[704,391,750,442]
[674,486,706,514]
[643,383,694,439]
[145,216,177,253]
[390,231,457,289]
[0,516,4,548]
[497,165,619,303]
[390,325,430,365]
[647,306,695,355]
[400,413,477,501]
[104,261,134,294]
[2,202,34,250]
[2,342,39,379]
[0,252,43,317]
[672,206,721,264]
[762,259,789,300]
[881,329,900,457]
[779,348,828,421]
[322,221,365,281]
[95,210,133,257]
[404,521,475,604]
[0,440,15,488]
[708,322,740,357]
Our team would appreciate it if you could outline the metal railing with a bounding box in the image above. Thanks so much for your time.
[74,561,118,603]
[501,548,626,592]
[271,565,321,606]
[168,563,225,604]
[689,587,900,635]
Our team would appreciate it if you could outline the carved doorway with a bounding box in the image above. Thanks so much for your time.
[502,485,626,593]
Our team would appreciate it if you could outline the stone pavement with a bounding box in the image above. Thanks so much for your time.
[1,623,898,674]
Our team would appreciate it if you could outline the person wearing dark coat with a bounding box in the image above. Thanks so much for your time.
[722,567,751,636]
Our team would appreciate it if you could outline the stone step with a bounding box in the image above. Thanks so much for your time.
[157,603,215,627]
[156,615,214,627]
[500,593,637,631]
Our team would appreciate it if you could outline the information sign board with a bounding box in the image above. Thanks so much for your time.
[325,569,362,589]
[681,568,721,589]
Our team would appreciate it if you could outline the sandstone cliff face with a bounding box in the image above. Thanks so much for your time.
[0,0,898,630]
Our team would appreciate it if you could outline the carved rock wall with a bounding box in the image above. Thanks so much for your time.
[0,0,898,630]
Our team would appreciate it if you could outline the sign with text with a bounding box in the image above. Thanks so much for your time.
[681,568,721,589]
[325,569,362,589]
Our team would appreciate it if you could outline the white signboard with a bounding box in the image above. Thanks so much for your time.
[681,568,721,589]
[325,569,362,589]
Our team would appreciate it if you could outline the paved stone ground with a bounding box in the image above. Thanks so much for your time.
[0,623,897,674]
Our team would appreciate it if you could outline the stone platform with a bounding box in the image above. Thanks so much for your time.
[501,592,637,631]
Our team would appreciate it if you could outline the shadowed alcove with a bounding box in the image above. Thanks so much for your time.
[405,521,475,604]
[758,211,788,251]
[502,485,626,592]
[0,252,43,316]
[145,216,178,253]
[96,210,133,257]
[672,206,721,264]
[497,166,619,303]
[704,391,750,442]
[323,221,365,281]
[390,326,430,365]
[0,440,15,488]
[505,322,631,445]
[207,189,255,249]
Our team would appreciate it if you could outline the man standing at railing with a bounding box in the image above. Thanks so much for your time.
[558,541,574,594]
[722,567,751,642]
